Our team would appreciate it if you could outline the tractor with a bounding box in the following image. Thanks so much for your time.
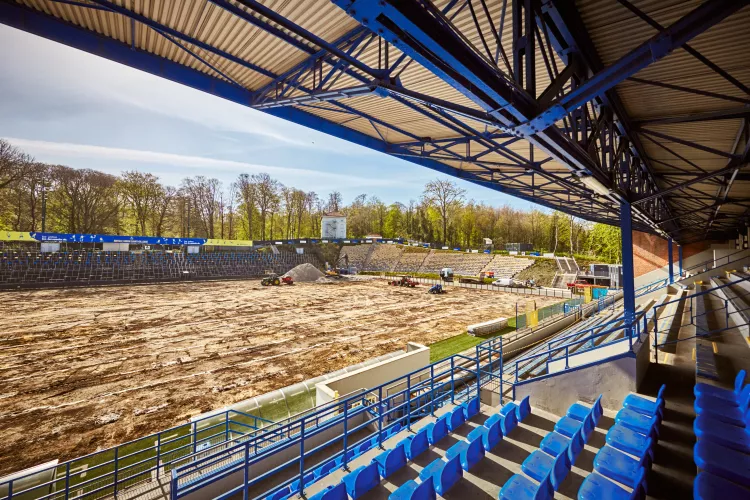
[261,273,294,286]
[428,284,446,294]
[388,276,417,287]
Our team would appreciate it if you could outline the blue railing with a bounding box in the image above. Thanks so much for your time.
[169,348,501,500]
[635,277,669,298]
[0,409,271,500]
[679,248,748,278]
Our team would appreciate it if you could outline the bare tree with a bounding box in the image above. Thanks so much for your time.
[253,173,280,239]
[423,179,466,245]
[0,139,31,190]
[235,174,257,239]
[182,176,221,238]
[327,191,342,212]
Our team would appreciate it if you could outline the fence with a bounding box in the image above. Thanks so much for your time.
[398,275,573,298]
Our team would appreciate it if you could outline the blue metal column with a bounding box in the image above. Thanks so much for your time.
[621,201,636,331]
[679,246,684,278]
[668,238,674,284]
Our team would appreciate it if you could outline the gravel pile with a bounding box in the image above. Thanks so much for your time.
[282,263,325,282]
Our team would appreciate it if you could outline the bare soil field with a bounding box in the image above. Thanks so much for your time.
[0,278,560,475]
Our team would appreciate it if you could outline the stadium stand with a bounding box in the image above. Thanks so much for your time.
[481,255,535,279]
[392,249,430,273]
[366,244,404,272]
[339,244,373,271]
[0,250,319,287]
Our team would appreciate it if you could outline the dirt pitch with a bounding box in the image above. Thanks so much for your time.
[0,278,560,474]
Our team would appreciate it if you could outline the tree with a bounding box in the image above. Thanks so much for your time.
[422,179,466,245]
[327,191,342,212]
[253,173,280,239]
[0,139,30,190]
[119,171,162,236]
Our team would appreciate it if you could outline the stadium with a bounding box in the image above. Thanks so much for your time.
[1,1,749,500]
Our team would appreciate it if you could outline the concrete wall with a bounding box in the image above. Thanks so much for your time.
[316,343,430,406]
[514,353,637,415]
[632,231,712,282]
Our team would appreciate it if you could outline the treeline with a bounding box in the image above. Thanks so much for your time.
[0,139,622,260]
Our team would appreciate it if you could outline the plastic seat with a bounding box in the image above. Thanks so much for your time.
[267,486,291,500]
[308,483,347,500]
[540,429,584,461]
[695,386,750,426]
[577,470,645,500]
[521,445,571,490]
[500,407,519,436]
[517,396,532,421]
[445,434,485,471]
[468,417,503,451]
[462,397,481,419]
[555,412,595,441]
[615,407,660,437]
[694,415,750,453]
[695,370,746,402]
[342,462,381,499]
[499,402,518,419]
[594,445,649,488]
[606,424,654,460]
[623,386,665,417]
[695,439,750,488]
[424,414,449,445]
[448,407,467,431]
[389,477,436,500]
[498,472,553,500]
[694,471,750,499]
[567,395,603,425]
[290,472,315,492]
[419,455,463,495]
[373,442,407,479]
[485,412,502,429]
[403,428,429,460]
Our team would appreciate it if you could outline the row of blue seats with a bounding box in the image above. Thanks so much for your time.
[266,423,406,500]
[693,370,750,498]
[308,397,532,500]
[577,386,665,499]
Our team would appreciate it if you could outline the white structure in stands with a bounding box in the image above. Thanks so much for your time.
[321,212,347,239]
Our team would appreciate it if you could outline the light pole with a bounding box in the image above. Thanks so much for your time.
[41,182,48,232]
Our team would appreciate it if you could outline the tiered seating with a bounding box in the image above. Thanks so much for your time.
[392,250,430,273]
[577,389,663,499]
[298,396,531,500]
[0,250,320,287]
[451,253,493,275]
[366,244,404,272]
[417,251,466,274]
[339,245,372,271]
[693,370,750,496]
[481,255,534,279]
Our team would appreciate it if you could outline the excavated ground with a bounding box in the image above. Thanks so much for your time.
[0,278,560,475]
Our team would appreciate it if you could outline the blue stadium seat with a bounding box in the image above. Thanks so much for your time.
[695,371,746,403]
[267,486,291,500]
[605,424,654,460]
[308,482,347,500]
[521,444,571,490]
[424,415,449,445]
[695,439,750,488]
[694,415,750,453]
[593,445,649,489]
[695,387,750,427]
[499,401,518,419]
[445,433,484,471]
[540,429,584,461]
[577,469,645,500]
[468,416,502,451]
[694,471,750,499]
[567,395,603,425]
[623,386,666,417]
[517,396,532,421]
[373,442,407,479]
[419,455,463,495]
[448,407,467,431]
[389,477,436,500]
[554,411,595,441]
[614,407,661,437]
[461,396,481,420]
[498,472,553,500]
[499,406,519,435]
[290,472,315,492]
[402,428,429,460]
[313,458,339,479]
[342,462,381,499]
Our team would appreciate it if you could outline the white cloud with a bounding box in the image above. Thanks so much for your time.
[7,138,406,189]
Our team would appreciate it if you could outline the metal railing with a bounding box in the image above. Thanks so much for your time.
[394,275,574,298]
[679,248,748,278]
[169,348,503,500]
[0,409,271,500]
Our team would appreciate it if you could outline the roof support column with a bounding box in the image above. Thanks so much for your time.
[668,238,674,284]
[621,201,636,336]
[678,245,684,279]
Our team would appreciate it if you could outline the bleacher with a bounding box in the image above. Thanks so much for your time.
[340,245,373,271]
[481,255,534,279]
[0,249,319,287]
[366,244,404,272]
[392,250,430,273]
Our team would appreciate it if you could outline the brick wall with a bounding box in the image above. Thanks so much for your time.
[631,230,710,277]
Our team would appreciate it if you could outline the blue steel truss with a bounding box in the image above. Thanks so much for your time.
[0,0,749,242]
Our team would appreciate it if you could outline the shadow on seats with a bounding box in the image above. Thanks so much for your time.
[505,426,542,447]
[412,449,443,467]
[469,455,516,487]
[488,438,530,464]
[382,466,419,485]
[441,476,494,500]
[524,413,556,432]
[557,469,587,498]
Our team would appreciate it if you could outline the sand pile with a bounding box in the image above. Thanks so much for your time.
[283,263,325,282]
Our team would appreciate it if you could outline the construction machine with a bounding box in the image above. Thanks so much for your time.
[388,275,418,287]
[428,284,446,294]
[261,273,294,286]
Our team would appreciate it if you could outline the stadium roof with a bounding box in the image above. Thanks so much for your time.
[1,0,748,243]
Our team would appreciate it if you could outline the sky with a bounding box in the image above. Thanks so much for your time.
[0,25,531,209]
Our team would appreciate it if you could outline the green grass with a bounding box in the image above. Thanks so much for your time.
[429,326,515,363]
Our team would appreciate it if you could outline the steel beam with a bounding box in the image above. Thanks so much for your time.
[621,201,636,329]
[668,238,674,284]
